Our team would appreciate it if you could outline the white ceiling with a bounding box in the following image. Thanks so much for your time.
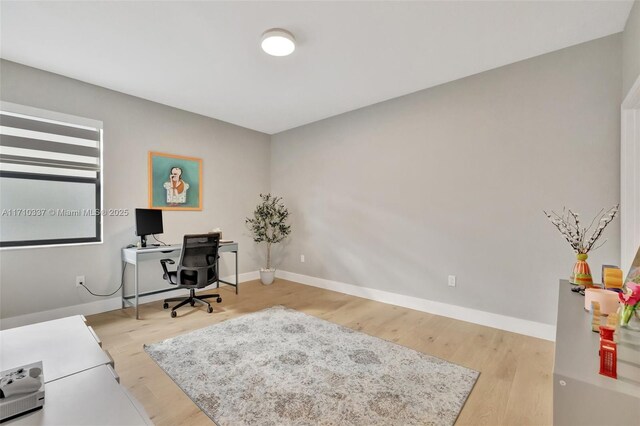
[0,1,634,134]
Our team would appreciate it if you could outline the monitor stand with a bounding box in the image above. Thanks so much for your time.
[140,235,147,248]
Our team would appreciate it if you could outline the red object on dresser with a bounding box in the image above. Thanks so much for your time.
[599,339,617,379]
[599,325,615,341]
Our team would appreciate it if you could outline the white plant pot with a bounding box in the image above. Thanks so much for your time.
[260,269,276,285]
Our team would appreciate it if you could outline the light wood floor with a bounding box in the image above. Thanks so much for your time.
[87,279,554,426]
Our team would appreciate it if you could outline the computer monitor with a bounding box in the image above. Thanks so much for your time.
[135,208,163,247]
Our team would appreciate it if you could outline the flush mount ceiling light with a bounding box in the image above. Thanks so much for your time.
[261,28,295,57]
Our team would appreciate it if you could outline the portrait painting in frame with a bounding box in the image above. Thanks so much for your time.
[148,152,202,211]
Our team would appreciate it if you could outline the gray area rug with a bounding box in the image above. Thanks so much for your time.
[144,306,478,425]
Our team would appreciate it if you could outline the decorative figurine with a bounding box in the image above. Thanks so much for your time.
[591,301,602,332]
[606,312,619,329]
[599,325,615,342]
[599,338,617,379]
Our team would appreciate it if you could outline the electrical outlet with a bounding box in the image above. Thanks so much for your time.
[300,254,305,263]
[76,275,85,288]
[448,275,456,287]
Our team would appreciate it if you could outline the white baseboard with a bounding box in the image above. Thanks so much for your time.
[1,269,556,341]
[0,271,260,330]
[276,270,556,341]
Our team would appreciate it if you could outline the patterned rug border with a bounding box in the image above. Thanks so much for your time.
[143,305,480,425]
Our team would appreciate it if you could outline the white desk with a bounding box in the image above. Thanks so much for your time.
[7,365,152,426]
[121,242,239,319]
[0,316,112,383]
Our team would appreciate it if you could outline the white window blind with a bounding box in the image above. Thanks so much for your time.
[0,102,103,248]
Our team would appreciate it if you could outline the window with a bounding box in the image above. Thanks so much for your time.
[0,102,103,248]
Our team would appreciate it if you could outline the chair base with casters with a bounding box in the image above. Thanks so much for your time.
[163,289,222,318]
[159,233,224,318]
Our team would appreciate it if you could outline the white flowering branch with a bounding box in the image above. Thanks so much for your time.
[543,205,618,254]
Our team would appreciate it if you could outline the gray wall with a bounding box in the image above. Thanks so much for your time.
[271,34,622,326]
[0,30,629,325]
[623,0,640,96]
[0,60,270,319]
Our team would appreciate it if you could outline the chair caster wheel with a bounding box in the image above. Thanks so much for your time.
[190,300,195,306]
[163,303,169,309]
[216,297,222,303]
[207,306,213,313]
[171,311,177,318]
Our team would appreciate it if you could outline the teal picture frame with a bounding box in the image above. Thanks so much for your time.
[148,152,202,210]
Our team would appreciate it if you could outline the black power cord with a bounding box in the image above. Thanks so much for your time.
[152,234,168,246]
[78,263,127,297]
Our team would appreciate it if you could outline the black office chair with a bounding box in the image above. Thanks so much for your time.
[160,233,223,318]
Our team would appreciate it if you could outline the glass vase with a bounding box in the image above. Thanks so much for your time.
[620,305,640,331]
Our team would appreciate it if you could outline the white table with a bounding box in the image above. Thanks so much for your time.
[7,365,152,426]
[121,241,238,319]
[0,316,111,383]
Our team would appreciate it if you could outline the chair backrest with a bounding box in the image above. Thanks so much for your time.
[177,233,220,288]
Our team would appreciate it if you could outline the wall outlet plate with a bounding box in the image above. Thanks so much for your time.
[76,275,85,288]
[300,254,305,263]
[448,275,456,287]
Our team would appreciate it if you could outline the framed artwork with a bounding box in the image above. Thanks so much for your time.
[148,152,202,211]
[626,246,640,285]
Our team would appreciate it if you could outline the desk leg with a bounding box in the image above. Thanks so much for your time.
[216,256,220,289]
[135,258,139,320]
[235,250,238,295]
[121,261,126,309]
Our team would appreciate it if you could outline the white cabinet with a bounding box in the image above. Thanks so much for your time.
[553,281,640,425]
[0,316,152,425]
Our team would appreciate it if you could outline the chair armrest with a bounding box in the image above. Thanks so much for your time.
[160,258,175,277]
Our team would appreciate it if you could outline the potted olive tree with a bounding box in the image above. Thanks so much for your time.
[246,193,291,285]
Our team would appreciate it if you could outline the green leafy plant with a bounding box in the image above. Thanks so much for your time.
[246,193,291,270]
